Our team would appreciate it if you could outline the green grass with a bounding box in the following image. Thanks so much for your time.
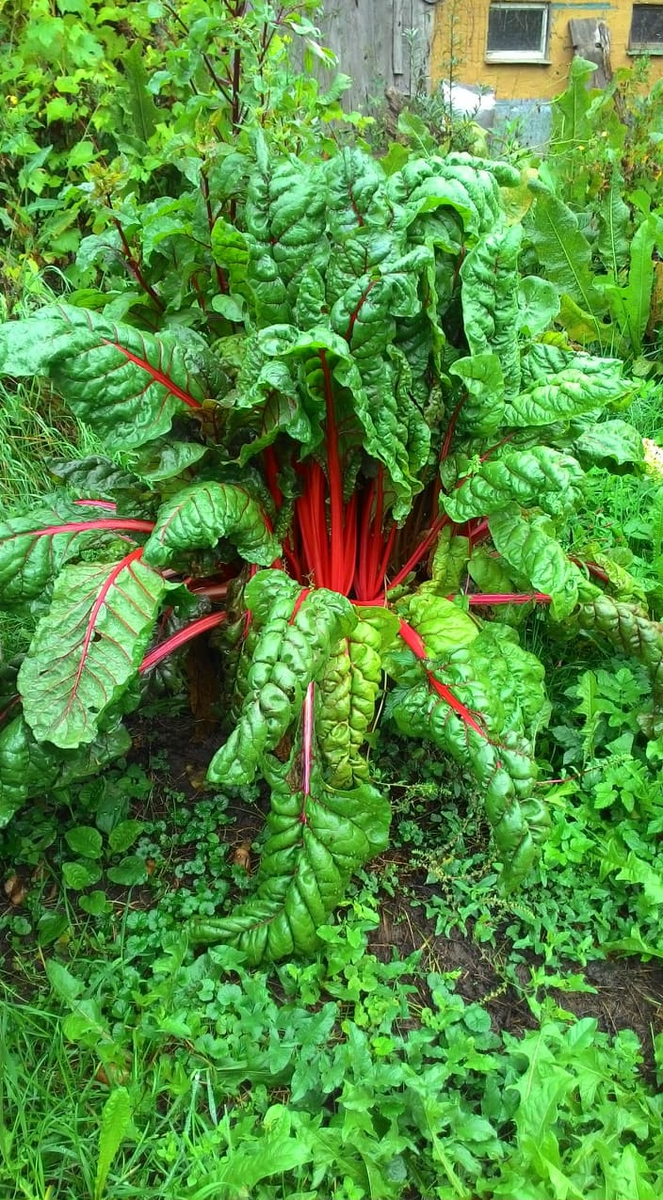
[0,379,101,514]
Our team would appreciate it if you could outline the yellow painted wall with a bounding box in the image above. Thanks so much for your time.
[430,1,663,101]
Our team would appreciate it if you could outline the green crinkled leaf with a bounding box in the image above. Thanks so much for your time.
[468,545,518,595]
[402,593,479,662]
[489,505,580,619]
[130,439,209,483]
[390,153,513,242]
[0,714,61,827]
[504,356,631,427]
[572,419,645,468]
[450,352,505,437]
[208,573,357,786]
[0,305,223,451]
[517,276,560,336]
[0,712,130,828]
[49,457,141,498]
[189,758,390,964]
[460,222,522,399]
[431,528,471,593]
[317,609,398,788]
[245,157,328,327]
[143,481,281,568]
[19,554,166,748]
[0,499,131,606]
[210,217,251,295]
[443,446,584,522]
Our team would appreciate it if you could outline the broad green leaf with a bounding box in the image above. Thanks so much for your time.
[45,959,83,1004]
[183,1105,313,1191]
[62,860,102,890]
[550,55,594,145]
[403,593,479,661]
[576,596,663,730]
[130,439,208,483]
[0,715,63,827]
[0,305,223,450]
[489,506,580,619]
[450,352,505,436]
[389,645,549,889]
[527,186,605,340]
[65,826,103,859]
[19,553,167,749]
[517,276,560,335]
[460,222,522,398]
[505,356,631,427]
[603,214,658,353]
[210,217,251,296]
[597,170,631,277]
[0,499,139,606]
[0,713,130,829]
[431,529,471,593]
[443,446,584,522]
[572,419,645,468]
[208,573,357,786]
[37,912,69,947]
[191,759,389,963]
[143,481,281,568]
[108,820,144,853]
[79,891,110,916]
[123,43,159,142]
[245,156,328,326]
[317,609,398,788]
[107,856,147,886]
[94,1087,132,1200]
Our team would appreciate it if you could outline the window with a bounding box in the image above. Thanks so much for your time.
[629,4,663,52]
[486,3,550,63]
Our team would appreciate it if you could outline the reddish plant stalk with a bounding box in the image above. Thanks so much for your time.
[398,618,487,739]
[74,498,117,511]
[139,610,227,674]
[112,220,165,311]
[99,340,203,410]
[459,592,552,606]
[301,681,315,822]
[319,351,345,592]
[387,512,450,594]
[289,588,311,624]
[67,547,145,715]
[21,518,155,539]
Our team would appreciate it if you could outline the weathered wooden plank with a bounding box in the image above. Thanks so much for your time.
[568,17,612,88]
[314,0,438,109]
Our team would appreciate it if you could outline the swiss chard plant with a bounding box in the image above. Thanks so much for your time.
[0,141,656,964]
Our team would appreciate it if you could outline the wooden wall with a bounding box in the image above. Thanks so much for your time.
[315,0,441,108]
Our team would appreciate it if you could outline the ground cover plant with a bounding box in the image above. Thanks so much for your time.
[2,737,663,1199]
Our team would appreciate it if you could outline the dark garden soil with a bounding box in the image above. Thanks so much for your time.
[132,713,663,1076]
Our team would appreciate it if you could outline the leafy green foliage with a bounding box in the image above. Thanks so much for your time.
[0,127,653,959]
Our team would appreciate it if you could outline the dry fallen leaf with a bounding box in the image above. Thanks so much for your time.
[231,843,252,873]
[95,1061,130,1087]
[3,872,27,906]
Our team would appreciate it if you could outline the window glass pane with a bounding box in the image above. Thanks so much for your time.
[487,6,545,53]
[631,5,663,45]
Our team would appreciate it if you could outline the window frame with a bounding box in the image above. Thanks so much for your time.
[628,3,663,55]
[485,2,551,64]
